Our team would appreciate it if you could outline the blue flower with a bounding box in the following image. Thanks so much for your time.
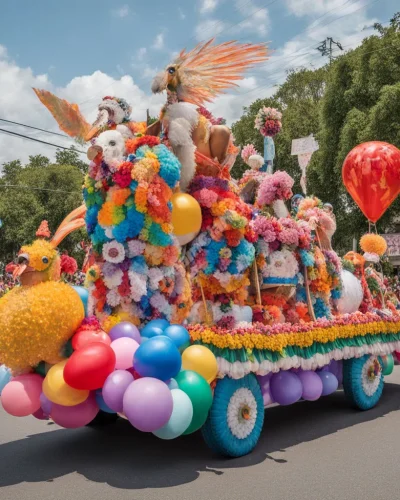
[147,221,172,247]
[153,144,181,188]
[130,255,148,274]
[299,249,314,267]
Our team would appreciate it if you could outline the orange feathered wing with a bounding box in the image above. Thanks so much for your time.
[174,39,269,106]
[33,88,91,140]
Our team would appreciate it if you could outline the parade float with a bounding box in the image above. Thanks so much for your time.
[1,39,400,458]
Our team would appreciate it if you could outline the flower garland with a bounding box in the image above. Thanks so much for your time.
[188,311,400,352]
[83,131,192,326]
[254,107,282,137]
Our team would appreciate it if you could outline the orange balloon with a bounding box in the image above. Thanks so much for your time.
[342,141,400,223]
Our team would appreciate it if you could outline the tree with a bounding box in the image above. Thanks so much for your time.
[55,146,88,173]
[0,154,86,264]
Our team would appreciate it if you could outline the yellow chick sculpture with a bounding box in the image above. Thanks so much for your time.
[0,206,86,373]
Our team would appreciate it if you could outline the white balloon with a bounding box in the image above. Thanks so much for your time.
[336,270,363,314]
[152,389,193,440]
[176,230,200,246]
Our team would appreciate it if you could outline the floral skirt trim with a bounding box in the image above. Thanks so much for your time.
[194,335,400,380]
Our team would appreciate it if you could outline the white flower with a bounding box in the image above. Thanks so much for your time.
[103,267,123,289]
[267,249,298,278]
[127,240,146,258]
[128,270,147,301]
[148,267,164,290]
[105,227,114,239]
[107,289,121,307]
[102,240,126,264]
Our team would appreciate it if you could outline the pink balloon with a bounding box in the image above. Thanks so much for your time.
[51,393,99,428]
[1,374,43,417]
[111,337,139,370]
[33,408,49,420]
[395,351,400,363]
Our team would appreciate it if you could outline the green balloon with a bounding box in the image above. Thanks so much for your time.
[175,370,213,435]
[382,354,394,376]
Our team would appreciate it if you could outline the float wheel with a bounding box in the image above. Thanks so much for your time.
[343,355,384,411]
[202,374,264,457]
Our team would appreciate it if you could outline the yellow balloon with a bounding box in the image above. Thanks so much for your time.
[171,193,202,238]
[43,360,89,406]
[181,345,218,384]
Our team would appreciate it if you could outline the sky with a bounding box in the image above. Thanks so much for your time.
[0,0,397,167]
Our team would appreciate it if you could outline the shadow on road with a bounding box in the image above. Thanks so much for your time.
[0,383,399,490]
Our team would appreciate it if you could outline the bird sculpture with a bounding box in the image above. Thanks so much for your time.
[0,208,86,373]
[149,38,269,190]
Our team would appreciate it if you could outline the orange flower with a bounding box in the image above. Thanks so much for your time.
[112,188,131,206]
[98,201,114,226]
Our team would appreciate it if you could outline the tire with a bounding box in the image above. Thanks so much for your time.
[343,355,384,411]
[86,410,119,427]
[202,374,264,457]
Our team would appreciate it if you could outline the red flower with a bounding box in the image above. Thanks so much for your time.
[113,162,133,188]
[60,254,78,275]
[126,135,160,154]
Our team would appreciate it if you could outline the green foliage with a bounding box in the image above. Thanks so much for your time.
[0,150,87,264]
[231,14,400,254]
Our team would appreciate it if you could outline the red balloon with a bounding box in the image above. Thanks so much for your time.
[342,141,400,223]
[64,342,116,390]
[72,329,111,351]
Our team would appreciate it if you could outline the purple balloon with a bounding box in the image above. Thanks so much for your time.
[40,392,52,416]
[317,371,339,396]
[102,370,134,412]
[270,371,302,406]
[297,370,323,401]
[257,374,274,406]
[51,394,99,429]
[328,360,343,385]
[123,378,173,432]
[109,322,141,343]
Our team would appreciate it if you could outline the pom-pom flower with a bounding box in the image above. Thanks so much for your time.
[254,107,282,137]
[360,233,387,257]
[257,171,294,206]
[60,254,78,275]
[241,144,259,164]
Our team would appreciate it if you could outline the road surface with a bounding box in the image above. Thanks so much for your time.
[1,367,400,500]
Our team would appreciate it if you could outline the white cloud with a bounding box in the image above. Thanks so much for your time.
[178,8,186,20]
[284,0,355,17]
[152,33,165,50]
[0,48,164,169]
[234,0,270,36]
[199,0,220,14]
[195,19,226,41]
[111,4,130,18]
[136,47,147,61]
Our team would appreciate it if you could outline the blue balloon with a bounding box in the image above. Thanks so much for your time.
[317,371,338,396]
[72,286,89,317]
[95,390,116,414]
[153,389,193,440]
[141,319,169,338]
[164,325,190,352]
[134,336,181,381]
[0,365,11,395]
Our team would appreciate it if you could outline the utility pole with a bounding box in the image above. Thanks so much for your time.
[316,37,343,64]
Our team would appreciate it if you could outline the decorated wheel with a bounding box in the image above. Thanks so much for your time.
[202,374,264,457]
[343,355,384,411]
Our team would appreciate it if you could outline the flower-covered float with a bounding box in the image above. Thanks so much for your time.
[1,41,400,459]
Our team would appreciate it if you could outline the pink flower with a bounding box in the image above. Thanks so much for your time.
[257,171,294,206]
[241,144,259,163]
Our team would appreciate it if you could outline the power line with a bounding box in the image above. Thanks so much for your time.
[0,128,86,154]
[0,118,69,138]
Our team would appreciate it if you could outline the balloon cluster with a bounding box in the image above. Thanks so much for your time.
[257,361,342,407]
[0,319,218,439]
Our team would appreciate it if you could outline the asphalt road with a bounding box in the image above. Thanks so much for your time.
[1,367,400,500]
